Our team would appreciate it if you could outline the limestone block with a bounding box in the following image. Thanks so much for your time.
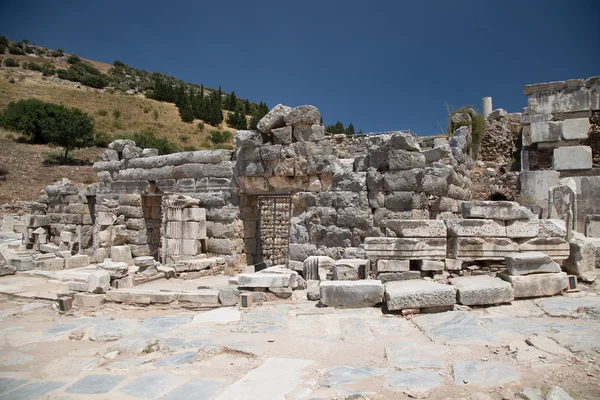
[538,219,567,238]
[377,271,421,283]
[445,259,462,270]
[384,219,447,238]
[293,125,325,142]
[272,126,292,145]
[122,146,142,159]
[498,272,567,298]
[33,257,64,270]
[289,244,318,262]
[335,259,369,279]
[332,172,367,191]
[98,260,129,277]
[102,148,119,161]
[67,281,87,292]
[87,270,111,294]
[530,121,562,143]
[134,256,155,268]
[506,220,540,238]
[365,237,447,260]
[27,215,50,227]
[238,273,291,288]
[518,237,570,259]
[64,255,90,269]
[422,145,452,164]
[332,265,358,280]
[336,207,372,229]
[383,169,423,192]
[206,238,243,255]
[462,201,534,221]
[303,256,335,280]
[447,237,519,260]
[166,239,199,256]
[257,104,292,134]
[389,132,421,152]
[108,139,135,152]
[320,280,383,308]
[178,291,219,304]
[384,192,427,212]
[385,280,456,311]
[553,146,592,171]
[0,265,16,276]
[565,239,597,282]
[93,160,122,172]
[562,118,591,140]
[377,259,410,273]
[389,149,426,170]
[446,220,506,237]
[451,275,514,306]
[505,252,561,276]
[418,260,444,271]
[74,293,105,307]
[284,105,320,127]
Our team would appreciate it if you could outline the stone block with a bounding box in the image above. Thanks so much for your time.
[68,281,87,292]
[320,280,384,308]
[74,293,105,307]
[518,237,570,259]
[238,273,291,288]
[303,256,335,280]
[553,146,592,171]
[178,291,219,304]
[377,271,421,283]
[565,238,597,282]
[445,259,462,270]
[378,259,411,274]
[383,169,423,192]
[110,245,134,265]
[530,121,562,143]
[562,118,591,140]
[505,252,561,275]
[462,201,533,221]
[506,220,540,238]
[39,243,60,253]
[451,275,514,306]
[332,265,359,280]
[0,265,16,276]
[585,215,600,238]
[87,270,111,294]
[498,272,568,298]
[389,149,426,170]
[257,104,291,133]
[65,255,90,269]
[269,287,293,299]
[519,171,560,219]
[33,257,64,270]
[445,219,506,237]
[384,219,447,237]
[447,237,519,260]
[417,260,444,271]
[26,215,50,227]
[365,237,447,260]
[385,280,456,311]
[335,259,369,279]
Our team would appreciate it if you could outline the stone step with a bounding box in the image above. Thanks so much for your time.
[384,280,456,311]
[450,275,514,306]
[505,252,561,276]
[320,280,383,308]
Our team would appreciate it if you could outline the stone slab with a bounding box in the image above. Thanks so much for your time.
[320,280,384,308]
[0,381,64,399]
[462,201,533,221]
[506,219,540,238]
[119,372,183,398]
[446,219,506,237]
[453,361,520,386]
[553,146,592,171]
[498,272,567,298]
[377,271,421,283]
[565,238,597,282]
[518,237,570,259]
[417,260,444,271]
[335,259,369,279]
[365,237,447,260]
[64,255,90,269]
[159,378,227,400]
[384,219,447,237]
[238,273,291,288]
[505,252,561,275]
[447,237,519,260]
[451,275,514,306]
[385,280,456,311]
[385,369,443,395]
[74,293,104,307]
[377,259,410,273]
[65,374,126,395]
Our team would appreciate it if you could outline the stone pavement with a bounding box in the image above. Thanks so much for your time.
[0,288,599,399]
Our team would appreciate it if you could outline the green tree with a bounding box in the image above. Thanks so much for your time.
[326,120,345,134]
[345,123,355,136]
[226,103,247,129]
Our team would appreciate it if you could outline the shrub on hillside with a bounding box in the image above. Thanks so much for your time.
[3,58,18,67]
[66,54,81,64]
[208,130,232,144]
[114,131,180,155]
[95,109,108,117]
[0,36,8,47]
[22,61,41,71]
[93,131,111,147]
[40,62,56,76]
[0,44,6,54]
[81,74,108,89]
[8,46,24,55]
[51,48,64,57]
[24,46,34,54]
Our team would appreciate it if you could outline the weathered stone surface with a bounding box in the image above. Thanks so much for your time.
[383,169,422,192]
[365,237,447,260]
[269,287,293,299]
[565,238,597,282]
[238,273,290,288]
[445,219,506,237]
[498,272,568,298]
[453,361,520,386]
[377,271,421,283]
[0,264,17,276]
[332,265,359,280]
[562,118,591,140]
[307,280,320,300]
[384,219,447,237]
[335,259,369,279]
[451,276,514,306]
[65,254,90,269]
[546,386,575,400]
[87,270,110,294]
[506,219,540,238]
[290,244,318,261]
[320,280,383,308]
[110,245,133,265]
[385,369,443,396]
[377,259,410,273]
[389,149,426,170]
[389,133,421,152]
[418,260,444,271]
[385,280,456,311]
[257,104,292,134]
[445,259,462,270]
[462,201,533,221]
[303,256,335,280]
[505,252,561,275]
[74,293,104,307]
[284,105,320,127]
[553,146,592,171]
[447,237,519,260]
[530,121,562,143]
[519,237,570,259]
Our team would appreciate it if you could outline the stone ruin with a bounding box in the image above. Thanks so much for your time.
[0,75,599,312]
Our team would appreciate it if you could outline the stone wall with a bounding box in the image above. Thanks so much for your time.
[520,75,600,232]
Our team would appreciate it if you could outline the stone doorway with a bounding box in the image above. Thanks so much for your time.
[257,196,292,266]
[141,194,162,260]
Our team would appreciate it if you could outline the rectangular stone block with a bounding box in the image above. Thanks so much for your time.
[377,259,410,273]
[530,121,562,143]
[505,252,561,275]
[506,220,540,238]
[417,260,444,271]
[166,239,198,256]
[365,237,447,260]
[238,273,291,288]
[385,280,456,311]
[39,243,60,253]
[64,255,90,269]
[451,275,514,306]
[446,219,506,237]
[74,293,104,307]
[320,280,384,308]
[445,259,463,270]
[553,146,592,171]
[335,259,369,279]
[518,237,570,259]
[33,257,64,270]
[384,219,447,237]
[461,201,533,221]
[562,118,591,140]
[177,291,219,304]
[27,215,51,227]
[498,272,568,298]
[376,271,421,283]
[68,281,88,292]
[585,215,600,238]
[447,237,519,260]
[565,238,597,282]
[332,265,359,280]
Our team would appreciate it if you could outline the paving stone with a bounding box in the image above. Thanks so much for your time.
[65,374,126,394]
[320,280,384,308]
[453,361,520,386]
[119,372,184,398]
[498,272,567,298]
[0,378,28,395]
[321,365,389,387]
[413,311,500,346]
[385,369,443,396]
[521,387,545,400]
[505,252,561,275]
[89,318,139,341]
[159,378,227,400]
[192,308,240,324]
[154,351,196,366]
[141,315,193,332]
[339,318,375,343]
[546,386,575,400]
[0,381,64,400]
[385,342,447,369]
[451,275,514,306]
[385,280,456,311]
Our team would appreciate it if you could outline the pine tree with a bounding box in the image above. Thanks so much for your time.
[345,123,355,136]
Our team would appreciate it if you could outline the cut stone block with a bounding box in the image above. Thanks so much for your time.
[377,259,410,273]
[134,256,155,267]
[332,265,359,280]
[417,260,444,271]
[365,237,447,260]
[384,219,447,237]
[320,280,383,308]
[565,238,597,282]
[505,252,561,275]
[165,239,198,256]
[269,287,292,299]
[446,219,506,237]
[498,272,568,298]
[334,259,369,279]
[553,146,592,171]
[65,254,90,269]
[444,259,462,270]
[447,237,519,260]
[39,243,60,253]
[178,291,219,304]
[461,201,533,221]
[238,273,291,288]
[26,215,51,227]
[506,219,540,238]
[377,271,421,283]
[385,280,456,311]
[562,117,591,140]
[530,121,562,143]
[33,257,64,270]
[68,281,87,292]
[87,270,111,294]
[74,293,105,307]
[110,245,134,265]
[450,275,514,306]
[518,237,570,259]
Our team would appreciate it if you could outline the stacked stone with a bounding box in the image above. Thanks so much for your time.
[478,112,521,164]
[258,198,290,265]
[237,265,306,300]
[162,205,207,265]
[498,252,567,298]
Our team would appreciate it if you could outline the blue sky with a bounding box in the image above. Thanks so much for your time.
[1,0,599,136]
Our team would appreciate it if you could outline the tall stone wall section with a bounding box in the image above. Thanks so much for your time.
[519,75,600,233]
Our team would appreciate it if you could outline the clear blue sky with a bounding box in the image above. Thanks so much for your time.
[1,0,599,136]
